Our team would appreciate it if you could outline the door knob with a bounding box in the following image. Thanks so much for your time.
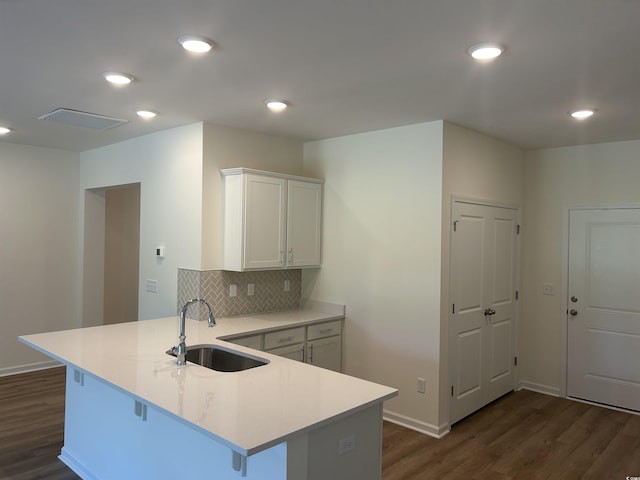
[571,296,578,303]
[484,308,496,316]
[569,309,578,316]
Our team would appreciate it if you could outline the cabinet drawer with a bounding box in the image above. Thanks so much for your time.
[307,320,342,340]
[229,334,263,350]
[264,327,306,350]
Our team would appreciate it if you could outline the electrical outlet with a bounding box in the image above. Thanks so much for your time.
[338,434,355,455]
[247,283,255,296]
[229,284,237,297]
[417,378,426,394]
[543,284,555,296]
[284,279,290,292]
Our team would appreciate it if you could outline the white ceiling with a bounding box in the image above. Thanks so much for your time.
[1,0,638,152]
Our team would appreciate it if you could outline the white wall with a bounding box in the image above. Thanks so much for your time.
[521,139,640,394]
[303,121,444,433]
[0,142,81,373]
[441,122,525,424]
[80,123,204,321]
[201,123,303,269]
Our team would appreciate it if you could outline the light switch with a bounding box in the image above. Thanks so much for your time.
[145,279,158,293]
[229,284,237,297]
[247,283,254,296]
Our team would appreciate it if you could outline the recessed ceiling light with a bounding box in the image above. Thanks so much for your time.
[0,126,11,135]
[136,109,158,119]
[265,99,288,113]
[103,72,134,85]
[570,109,595,120]
[467,43,504,61]
[178,35,214,53]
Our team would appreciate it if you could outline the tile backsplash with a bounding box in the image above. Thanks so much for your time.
[177,268,302,320]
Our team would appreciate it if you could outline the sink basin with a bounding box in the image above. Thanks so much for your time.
[167,344,269,372]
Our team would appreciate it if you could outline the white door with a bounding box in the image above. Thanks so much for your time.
[449,201,519,424]
[567,208,640,411]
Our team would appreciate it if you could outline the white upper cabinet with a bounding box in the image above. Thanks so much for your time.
[221,168,323,271]
[286,180,322,267]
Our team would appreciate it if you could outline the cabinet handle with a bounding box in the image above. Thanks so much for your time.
[288,248,293,265]
[278,335,294,344]
[308,343,314,363]
[319,328,333,335]
[279,250,284,265]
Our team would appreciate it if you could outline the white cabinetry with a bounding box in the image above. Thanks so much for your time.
[227,320,342,372]
[230,334,263,350]
[264,327,306,362]
[306,320,342,372]
[221,168,322,271]
[267,344,305,362]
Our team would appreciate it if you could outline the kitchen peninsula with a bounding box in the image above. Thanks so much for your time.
[20,304,397,480]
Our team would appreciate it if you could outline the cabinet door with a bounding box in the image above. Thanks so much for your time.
[306,336,342,372]
[244,174,286,270]
[266,343,305,362]
[286,180,322,267]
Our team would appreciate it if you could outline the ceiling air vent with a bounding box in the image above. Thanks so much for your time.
[38,108,128,130]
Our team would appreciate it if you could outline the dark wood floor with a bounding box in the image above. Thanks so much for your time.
[0,367,79,480]
[383,389,640,480]
[1,368,639,479]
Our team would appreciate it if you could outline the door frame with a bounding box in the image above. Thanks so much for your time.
[448,195,522,423]
[561,203,640,400]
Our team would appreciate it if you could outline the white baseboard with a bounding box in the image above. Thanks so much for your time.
[0,360,62,377]
[519,381,560,397]
[60,448,98,480]
[383,409,450,439]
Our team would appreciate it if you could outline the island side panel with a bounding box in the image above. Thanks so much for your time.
[305,403,384,480]
[60,367,288,479]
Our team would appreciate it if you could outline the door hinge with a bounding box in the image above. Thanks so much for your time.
[451,385,454,397]
[517,224,521,235]
[514,356,518,366]
[453,220,459,232]
[515,290,519,300]
[452,303,455,314]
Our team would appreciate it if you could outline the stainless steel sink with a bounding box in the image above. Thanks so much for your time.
[167,344,268,372]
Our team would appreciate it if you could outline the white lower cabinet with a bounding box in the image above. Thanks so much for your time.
[230,333,263,350]
[267,343,305,362]
[227,319,343,372]
[306,336,342,372]
[264,327,306,350]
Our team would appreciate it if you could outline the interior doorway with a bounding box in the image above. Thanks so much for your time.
[82,184,140,327]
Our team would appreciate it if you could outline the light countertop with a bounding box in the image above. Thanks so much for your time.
[19,305,398,456]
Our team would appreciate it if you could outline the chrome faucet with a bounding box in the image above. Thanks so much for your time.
[172,298,216,366]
